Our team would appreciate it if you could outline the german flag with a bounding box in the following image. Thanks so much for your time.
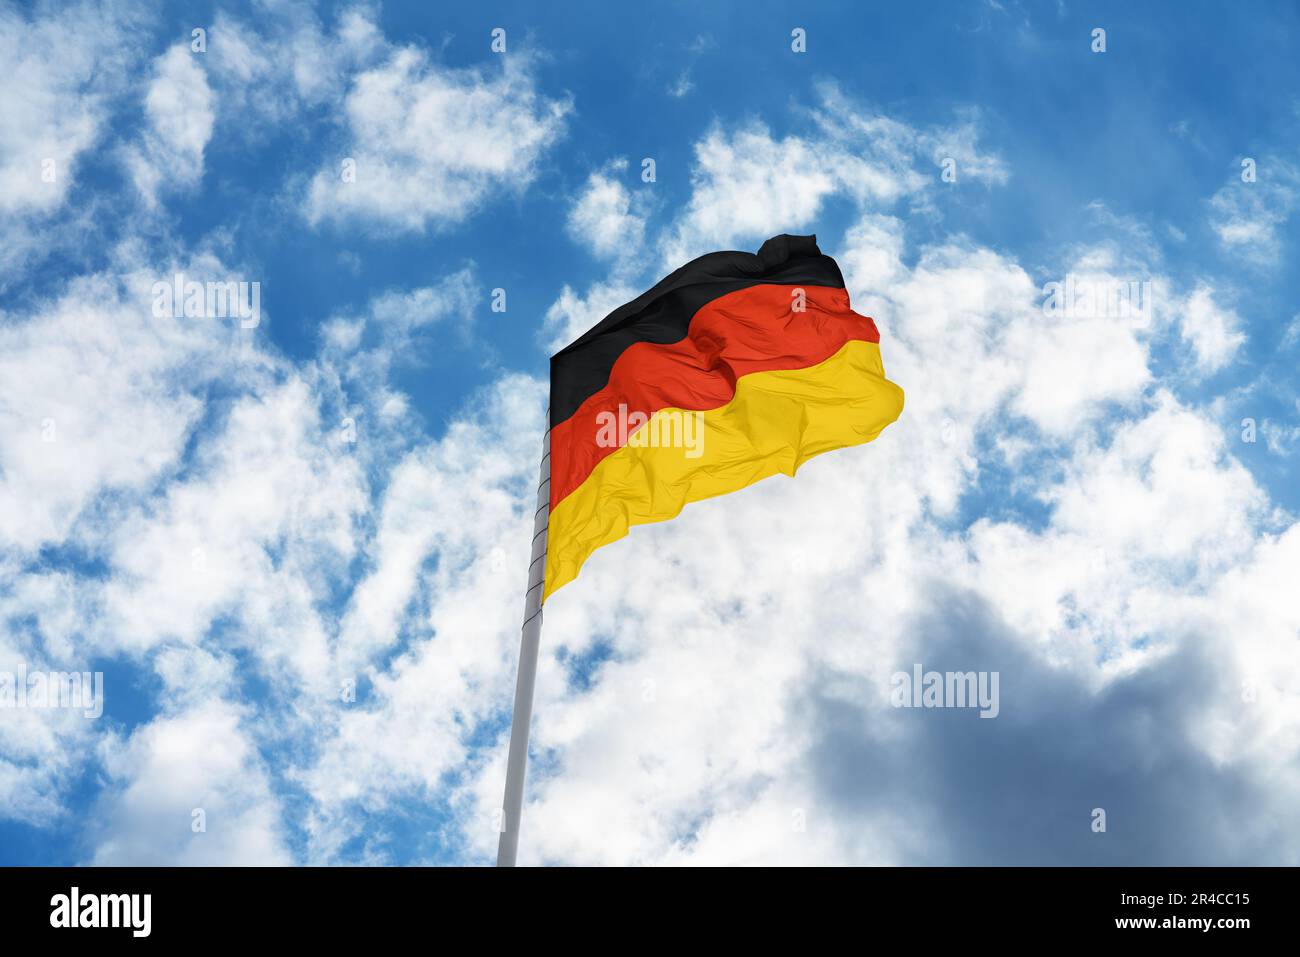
[545,234,904,600]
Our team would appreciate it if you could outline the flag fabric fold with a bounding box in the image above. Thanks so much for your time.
[545,234,904,600]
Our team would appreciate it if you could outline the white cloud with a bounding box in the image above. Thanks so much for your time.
[541,279,642,354]
[814,84,1009,184]
[924,109,1011,186]
[0,220,513,860]
[484,334,1286,865]
[842,228,1153,444]
[320,267,482,430]
[0,2,143,286]
[300,378,546,860]
[305,51,569,232]
[90,700,292,865]
[0,612,102,824]
[660,123,851,267]
[1208,159,1300,266]
[96,376,365,670]
[966,392,1267,669]
[1176,284,1245,374]
[566,160,646,261]
[205,5,384,128]
[122,45,215,207]
[4,44,1297,868]
[0,245,369,842]
[417,104,1292,863]
[367,267,479,341]
[659,86,1006,267]
[0,264,228,554]
[291,191,1298,864]
[1261,418,1300,456]
[331,376,543,678]
[0,2,137,216]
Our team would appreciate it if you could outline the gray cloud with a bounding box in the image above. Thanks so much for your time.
[799,582,1295,865]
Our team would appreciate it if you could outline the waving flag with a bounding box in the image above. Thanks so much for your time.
[501,233,905,864]
[544,233,905,600]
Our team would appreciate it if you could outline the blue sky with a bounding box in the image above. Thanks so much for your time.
[1,0,1298,865]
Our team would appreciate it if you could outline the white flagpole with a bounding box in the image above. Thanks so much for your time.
[497,421,550,866]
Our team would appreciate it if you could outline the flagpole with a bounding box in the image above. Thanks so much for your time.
[497,421,550,867]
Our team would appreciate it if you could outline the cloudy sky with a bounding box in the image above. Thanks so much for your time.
[1,0,1298,866]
